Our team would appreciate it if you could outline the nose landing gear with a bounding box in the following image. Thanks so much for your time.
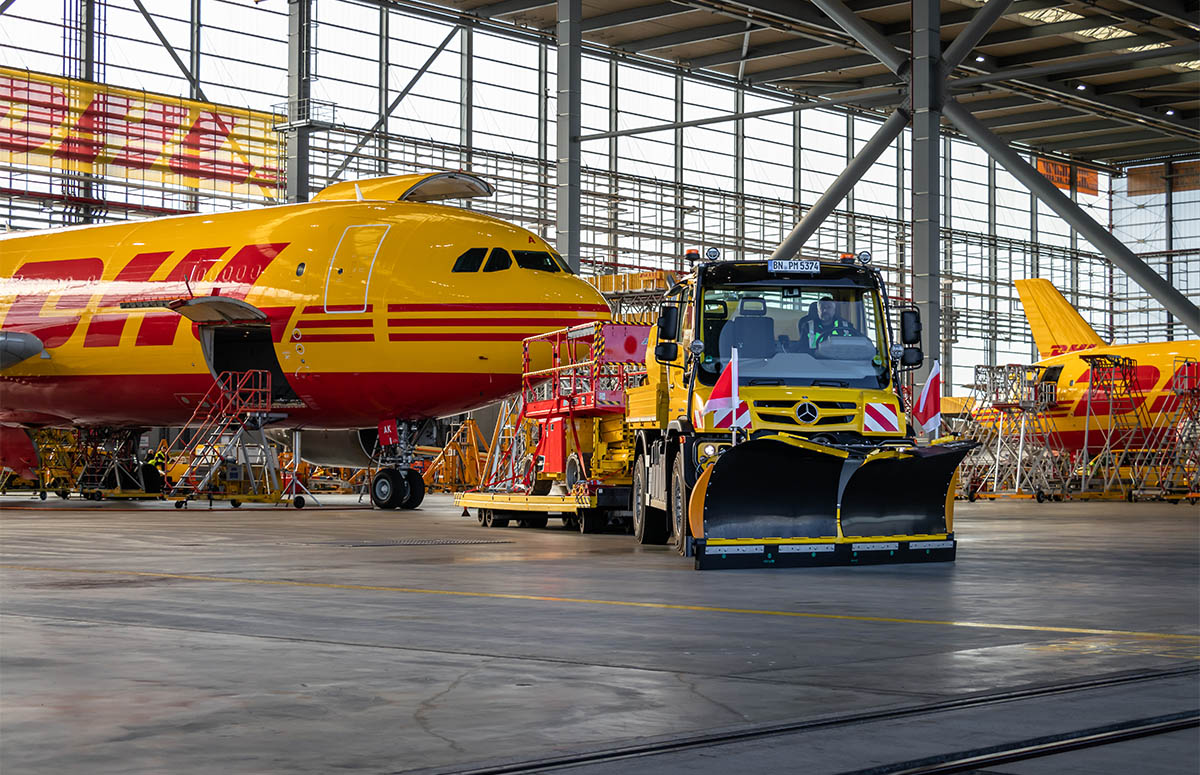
[369,420,428,510]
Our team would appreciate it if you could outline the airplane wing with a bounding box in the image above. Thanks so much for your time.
[1014,278,1107,360]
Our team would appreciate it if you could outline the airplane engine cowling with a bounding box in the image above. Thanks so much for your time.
[294,429,379,468]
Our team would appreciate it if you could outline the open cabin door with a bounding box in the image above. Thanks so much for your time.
[170,297,304,406]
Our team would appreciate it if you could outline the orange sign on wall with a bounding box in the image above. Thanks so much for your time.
[0,67,281,198]
[1037,157,1099,197]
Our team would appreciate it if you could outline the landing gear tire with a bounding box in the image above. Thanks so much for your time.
[399,469,425,510]
[370,468,408,510]
[670,455,690,556]
[632,459,668,545]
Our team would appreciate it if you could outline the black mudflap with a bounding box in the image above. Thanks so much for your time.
[841,442,976,538]
[694,537,956,569]
[701,439,842,540]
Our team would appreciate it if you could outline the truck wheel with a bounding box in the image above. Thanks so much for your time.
[632,460,667,545]
[669,455,690,556]
[400,469,425,509]
[579,509,603,534]
[370,468,407,509]
[485,511,509,528]
[477,509,487,525]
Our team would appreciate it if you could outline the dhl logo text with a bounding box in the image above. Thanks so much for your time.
[1049,343,1098,356]
[0,68,279,191]
[2,243,288,349]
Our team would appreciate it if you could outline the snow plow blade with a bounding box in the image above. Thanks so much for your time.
[692,435,976,570]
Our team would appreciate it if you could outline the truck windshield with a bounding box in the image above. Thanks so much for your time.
[696,284,889,388]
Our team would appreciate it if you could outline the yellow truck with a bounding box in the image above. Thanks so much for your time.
[458,251,976,569]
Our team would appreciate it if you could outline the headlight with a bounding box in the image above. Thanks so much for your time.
[696,442,729,467]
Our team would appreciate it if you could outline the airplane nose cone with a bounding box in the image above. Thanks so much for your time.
[560,272,612,321]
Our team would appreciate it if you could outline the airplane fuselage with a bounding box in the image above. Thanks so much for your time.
[1,199,610,428]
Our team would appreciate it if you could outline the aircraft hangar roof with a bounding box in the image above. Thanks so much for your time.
[427,0,1200,169]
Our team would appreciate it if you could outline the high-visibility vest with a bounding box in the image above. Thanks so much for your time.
[806,318,852,349]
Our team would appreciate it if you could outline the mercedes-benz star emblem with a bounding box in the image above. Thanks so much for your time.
[795,402,819,424]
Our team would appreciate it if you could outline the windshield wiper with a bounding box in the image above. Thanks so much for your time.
[749,378,784,386]
[811,379,849,387]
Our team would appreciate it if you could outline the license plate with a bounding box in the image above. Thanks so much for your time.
[768,259,819,273]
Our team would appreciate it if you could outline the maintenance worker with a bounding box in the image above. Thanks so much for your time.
[147,442,168,472]
[799,297,860,350]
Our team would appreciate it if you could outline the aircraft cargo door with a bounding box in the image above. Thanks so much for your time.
[324,224,390,313]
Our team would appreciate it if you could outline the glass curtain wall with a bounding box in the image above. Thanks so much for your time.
[2,0,1195,390]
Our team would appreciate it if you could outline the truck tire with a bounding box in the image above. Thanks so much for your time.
[669,454,690,556]
[632,459,667,545]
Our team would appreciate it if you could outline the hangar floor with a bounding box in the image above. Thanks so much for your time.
[0,495,1196,774]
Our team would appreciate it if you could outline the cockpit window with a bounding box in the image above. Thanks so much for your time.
[483,248,512,272]
[513,250,560,273]
[452,248,487,273]
[550,251,574,275]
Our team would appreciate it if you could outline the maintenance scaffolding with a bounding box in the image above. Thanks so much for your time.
[957,364,1070,502]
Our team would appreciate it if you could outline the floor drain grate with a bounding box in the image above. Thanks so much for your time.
[289,538,515,547]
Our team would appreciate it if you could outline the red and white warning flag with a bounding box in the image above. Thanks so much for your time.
[913,359,942,436]
[704,347,751,429]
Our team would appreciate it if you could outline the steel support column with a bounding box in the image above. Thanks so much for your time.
[537,41,549,238]
[944,99,1200,335]
[1165,161,1175,340]
[286,0,313,203]
[911,0,941,382]
[189,0,201,99]
[461,25,474,170]
[556,0,582,272]
[378,6,389,174]
[771,108,909,259]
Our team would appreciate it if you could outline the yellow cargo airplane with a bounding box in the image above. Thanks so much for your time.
[968,278,1198,454]
[0,172,611,507]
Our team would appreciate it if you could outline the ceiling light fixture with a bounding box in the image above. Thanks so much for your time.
[974,54,986,62]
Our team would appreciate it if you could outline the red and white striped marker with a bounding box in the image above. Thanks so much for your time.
[863,402,899,433]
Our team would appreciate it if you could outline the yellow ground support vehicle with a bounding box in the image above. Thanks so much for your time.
[459,252,976,569]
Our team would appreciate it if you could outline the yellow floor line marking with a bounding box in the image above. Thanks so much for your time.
[2,563,1197,642]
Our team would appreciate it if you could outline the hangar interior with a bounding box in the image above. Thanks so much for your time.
[2,0,1198,391]
[1,2,1199,774]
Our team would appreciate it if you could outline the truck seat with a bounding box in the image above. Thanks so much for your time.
[720,298,776,359]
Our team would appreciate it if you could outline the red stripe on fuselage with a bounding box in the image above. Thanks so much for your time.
[388,332,543,342]
[386,303,609,313]
[385,317,587,327]
[295,319,373,328]
[302,304,374,314]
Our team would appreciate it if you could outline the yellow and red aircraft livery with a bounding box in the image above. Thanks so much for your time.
[0,173,611,434]
[1008,279,1197,454]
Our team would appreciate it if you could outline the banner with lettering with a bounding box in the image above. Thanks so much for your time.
[0,67,282,199]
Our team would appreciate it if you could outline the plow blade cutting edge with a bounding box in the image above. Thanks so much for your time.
[690,435,977,570]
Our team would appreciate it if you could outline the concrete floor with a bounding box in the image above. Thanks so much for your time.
[0,494,1196,774]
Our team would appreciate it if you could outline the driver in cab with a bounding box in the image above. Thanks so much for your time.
[799,297,859,351]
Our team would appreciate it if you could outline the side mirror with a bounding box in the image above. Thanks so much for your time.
[901,347,923,368]
[656,305,680,343]
[900,309,922,346]
[655,341,679,363]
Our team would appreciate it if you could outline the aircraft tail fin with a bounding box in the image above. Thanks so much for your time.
[1014,278,1106,359]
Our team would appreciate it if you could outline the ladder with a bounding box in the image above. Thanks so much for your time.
[167,370,281,503]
